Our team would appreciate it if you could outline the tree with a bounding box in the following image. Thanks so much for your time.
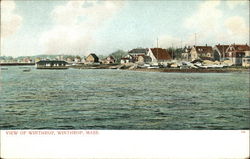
[167,47,184,60]
[109,50,128,63]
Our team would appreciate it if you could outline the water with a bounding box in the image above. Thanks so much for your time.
[0,66,249,129]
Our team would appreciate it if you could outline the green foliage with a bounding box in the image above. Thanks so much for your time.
[109,50,128,63]
[98,55,106,60]
[167,47,184,59]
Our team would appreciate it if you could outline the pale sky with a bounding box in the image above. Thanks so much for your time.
[1,0,249,57]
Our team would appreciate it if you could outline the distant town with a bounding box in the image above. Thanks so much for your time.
[1,43,250,69]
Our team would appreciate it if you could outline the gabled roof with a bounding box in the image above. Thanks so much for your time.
[215,44,230,53]
[128,48,148,54]
[107,55,115,60]
[230,44,250,52]
[194,46,213,54]
[184,46,192,53]
[36,60,68,65]
[150,48,172,60]
[87,53,99,59]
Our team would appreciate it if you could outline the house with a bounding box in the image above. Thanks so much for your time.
[148,48,172,63]
[81,56,86,63]
[190,45,213,61]
[56,55,64,61]
[85,53,99,64]
[36,60,68,69]
[102,56,116,64]
[225,44,250,66]
[181,46,192,61]
[120,57,130,64]
[128,48,148,56]
[22,57,33,63]
[137,55,152,64]
[35,57,41,63]
[242,56,250,67]
[127,48,149,63]
[213,44,230,61]
[74,57,81,63]
[120,55,133,64]
[66,57,73,63]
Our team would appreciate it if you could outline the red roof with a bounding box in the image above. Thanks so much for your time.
[150,48,172,60]
[231,44,250,52]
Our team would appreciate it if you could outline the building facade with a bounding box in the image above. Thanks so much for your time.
[213,44,230,61]
[225,44,250,66]
[148,48,172,63]
[190,45,213,61]
[36,60,68,69]
[85,53,99,64]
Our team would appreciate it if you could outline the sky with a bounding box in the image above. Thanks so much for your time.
[1,0,249,57]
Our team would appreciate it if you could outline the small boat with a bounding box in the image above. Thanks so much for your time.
[0,67,8,70]
[109,66,119,69]
[23,69,31,72]
[148,66,160,69]
[19,67,29,69]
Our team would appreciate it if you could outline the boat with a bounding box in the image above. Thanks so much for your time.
[23,69,31,72]
[138,64,150,68]
[0,67,8,70]
[148,66,160,69]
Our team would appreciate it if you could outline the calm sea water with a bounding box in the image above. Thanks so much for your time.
[0,66,249,129]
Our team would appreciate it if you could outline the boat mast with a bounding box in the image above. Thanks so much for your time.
[157,38,159,63]
[195,33,197,46]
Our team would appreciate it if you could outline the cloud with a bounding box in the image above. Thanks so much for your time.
[224,16,249,43]
[0,0,22,38]
[181,1,224,45]
[184,1,222,33]
[39,0,124,55]
[225,16,248,35]
[158,35,182,48]
[227,0,248,9]
[182,0,249,45]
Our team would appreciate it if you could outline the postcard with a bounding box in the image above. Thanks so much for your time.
[0,0,249,158]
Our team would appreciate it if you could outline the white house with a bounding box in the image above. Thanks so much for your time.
[213,44,230,61]
[147,48,172,63]
[225,44,250,65]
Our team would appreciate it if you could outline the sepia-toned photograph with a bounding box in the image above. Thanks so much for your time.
[0,0,249,158]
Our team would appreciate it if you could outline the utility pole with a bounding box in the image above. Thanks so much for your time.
[195,33,197,46]
[157,38,159,63]
[172,43,174,60]
[222,45,224,61]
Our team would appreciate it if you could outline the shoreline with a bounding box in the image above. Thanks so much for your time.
[128,68,250,73]
[0,63,35,66]
[70,64,249,73]
[1,63,249,73]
